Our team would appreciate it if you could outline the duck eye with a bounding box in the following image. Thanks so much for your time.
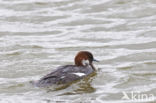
[89,56,93,61]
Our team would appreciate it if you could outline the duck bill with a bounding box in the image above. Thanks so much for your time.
[93,58,99,62]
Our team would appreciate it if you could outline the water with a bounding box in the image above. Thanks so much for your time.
[0,0,156,103]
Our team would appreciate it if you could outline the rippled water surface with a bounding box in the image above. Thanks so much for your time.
[0,0,156,103]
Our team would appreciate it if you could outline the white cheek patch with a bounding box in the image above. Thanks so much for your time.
[82,59,90,66]
[72,73,86,77]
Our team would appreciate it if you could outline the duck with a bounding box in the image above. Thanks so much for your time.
[34,51,98,87]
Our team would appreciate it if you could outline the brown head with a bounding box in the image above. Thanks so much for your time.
[74,51,98,69]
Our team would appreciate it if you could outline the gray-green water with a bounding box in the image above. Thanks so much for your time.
[0,0,156,103]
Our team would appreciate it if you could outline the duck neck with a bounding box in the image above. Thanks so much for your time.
[90,63,96,71]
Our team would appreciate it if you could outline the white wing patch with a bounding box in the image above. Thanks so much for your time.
[72,72,86,77]
[61,76,65,79]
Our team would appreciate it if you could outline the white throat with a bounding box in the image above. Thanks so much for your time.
[82,59,90,66]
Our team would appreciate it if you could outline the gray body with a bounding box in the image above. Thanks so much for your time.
[35,65,94,87]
